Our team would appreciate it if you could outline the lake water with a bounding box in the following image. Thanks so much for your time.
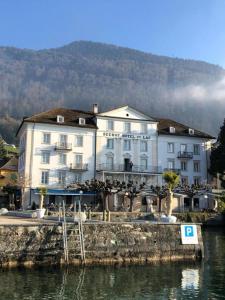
[0,228,225,300]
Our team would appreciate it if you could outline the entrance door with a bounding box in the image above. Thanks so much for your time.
[124,158,130,171]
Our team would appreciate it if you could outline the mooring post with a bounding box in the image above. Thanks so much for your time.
[103,210,106,221]
[107,210,111,222]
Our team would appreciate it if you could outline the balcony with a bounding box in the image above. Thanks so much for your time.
[164,168,181,174]
[177,151,193,159]
[54,142,72,151]
[97,164,162,174]
[70,163,88,171]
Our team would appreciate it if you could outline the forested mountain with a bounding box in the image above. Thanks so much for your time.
[0,40,225,143]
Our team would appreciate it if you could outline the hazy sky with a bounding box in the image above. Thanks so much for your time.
[0,0,225,67]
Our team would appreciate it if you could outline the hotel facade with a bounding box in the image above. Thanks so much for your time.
[17,104,214,207]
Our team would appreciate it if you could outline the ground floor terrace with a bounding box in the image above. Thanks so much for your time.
[96,164,163,186]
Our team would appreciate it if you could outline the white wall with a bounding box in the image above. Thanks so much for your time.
[19,123,96,190]
[96,116,158,170]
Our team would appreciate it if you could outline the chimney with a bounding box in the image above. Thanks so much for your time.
[93,104,98,114]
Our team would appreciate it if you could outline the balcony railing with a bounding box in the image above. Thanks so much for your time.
[55,142,72,151]
[177,151,193,159]
[70,163,88,171]
[97,164,162,173]
[164,168,181,174]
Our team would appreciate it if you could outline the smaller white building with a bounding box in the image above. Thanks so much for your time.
[157,118,213,186]
[16,108,97,207]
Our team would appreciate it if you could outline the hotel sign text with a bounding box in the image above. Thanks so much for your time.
[103,132,151,140]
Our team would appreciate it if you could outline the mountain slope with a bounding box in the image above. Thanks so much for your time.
[0,41,224,142]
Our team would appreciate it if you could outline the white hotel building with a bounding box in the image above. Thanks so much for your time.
[17,104,214,207]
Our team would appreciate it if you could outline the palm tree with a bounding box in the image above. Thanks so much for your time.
[37,187,47,209]
[163,171,180,216]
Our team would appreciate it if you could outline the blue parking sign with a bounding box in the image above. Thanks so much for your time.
[185,226,194,237]
[181,225,198,244]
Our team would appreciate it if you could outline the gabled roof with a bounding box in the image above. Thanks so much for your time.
[16,107,98,136]
[157,118,215,139]
[98,105,156,121]
[0,157,18,171]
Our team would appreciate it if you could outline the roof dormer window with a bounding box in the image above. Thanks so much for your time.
[189,128,195,135]
[169,126,176,133]
[79,118,86,125]
[57,115,64,123]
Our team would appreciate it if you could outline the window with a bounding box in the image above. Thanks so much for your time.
[193,161,200,172]
[169,127,176,133]
[167,142,174,153]
[59,135,67,146]
[74,173,82,183]
[75,154,83,167]
[41,151,50,164]
[41,170,49,184]
[79,118,86,125]
[106,156,114,170]
[194,177,201,186]
[58,170,66,185]
[140,158,148,171]
[43,133,51,144]
[181,161,187,171]
[75,135,83,147]
[106,139,114,149]
[189,128,195,135]
[59,153,67,165]
[181,177,188,185]
[194,198,199,208]
[107,120,114,130]
[168,159,175,170]
[124,122,131,132]
[124,140,131,151]
[180,144,187,153]
[193,144,200,155]
[57,115,64,123]
[141,123,147,133]
[140,141,148,152]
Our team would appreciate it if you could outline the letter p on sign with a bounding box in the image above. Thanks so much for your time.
[185,226,194,237]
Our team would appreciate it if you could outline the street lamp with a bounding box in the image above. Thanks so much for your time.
[79,190,83,212]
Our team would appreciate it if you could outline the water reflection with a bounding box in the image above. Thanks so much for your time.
[181,269,199,291]
[0,229,224,300]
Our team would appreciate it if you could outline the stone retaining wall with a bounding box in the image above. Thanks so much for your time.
[0,222,203,268]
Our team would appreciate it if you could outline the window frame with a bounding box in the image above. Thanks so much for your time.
[140,158,148,170]
[75,154,83,166]
[41,150,50,164]
[167,142,174,153]
[124,122,131,133]
[140,140,148,152]
[193,144,200,155]
[193,161,200,172]
[167,159,175,170]
[106,138,114,149]
[123,139,131,151]
[59,153,67,165]
[58,170,66,185]
[42,132,51,144]
[107,120,114,131]
[180,160,187,171]
[75,135,83,147]
[41,170,49,185]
